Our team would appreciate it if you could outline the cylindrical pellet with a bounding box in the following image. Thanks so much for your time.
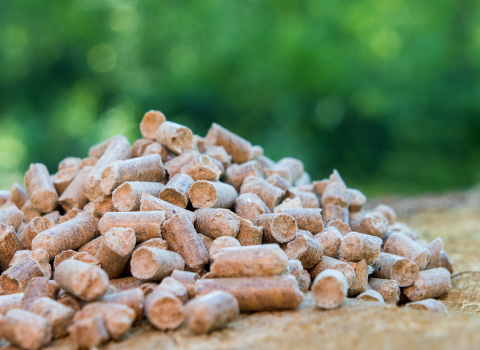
[426,237,444,269]
[31,297,75,339]
[351,212,388,238]
[283,234,323,269]
[195,275,303,312]
[132,138,155,157]
[113,182,165,212]
[79,157,97,169]
[140,110,166,140]
[100,154,165,195]
[299,269,312,293]
[234,193,270,220]
[0,205,24,231]
[20,216,55,250]
[32,215,99,260]
[140,194,196,223]
[159,173,194,209]
[98,211,165,243]
[110,277,142,291]
[252,213,297,244]
[0,224,22,271]
[145,290,184,330]
[240,175,285,210]
[88,134,123,158]
[162,214,210,272]
[322,204,349,224]
[311,269,348,309]
[0,257,46,294]
[264,157,304,184]
[21,200,41,223]
[57,292,83,312]
[58,166,92,211]
[9,250,31,268]
[170,270,199,299]
[55,260,109,301]
[155,277,188,304]
[347,188,366,213]
[78,236,103,256]
[284,188,320,208]
[52,168,77,196]
[135,238,169,251]
[22,277,59,311]
[348,260,368,296]
[204,123,252,164]
[73,251,101,267]
[205,145,232,168]
[383,232,431,271]
[287,259,303,282]
[130,247,185,281]
[440,250,455,273]
[4,309,52,350]
[101,288,145,322]
[209,244,288,277]
[53,250,77,270]
[374,204,397,225]
[92,194,116,217]
[155,121,194,154]
[144,142,176,162]
[340,231,382,265]
[309,256,355,287]
[328,220,351,236]
[225,161,263,191]
[0,293,24,315]
[58,157,81,171]
[209,236,241,259]
[405,299,449,315]
[24,163,58,213]
[5,182,27,209]
[180,155,222,182]
[164,150,199,178]
[185,291,239,334]
[277,208,324,234]
[189,180,238,209]
[402,267,452,302]
[194,208,241,239]
[266,173,290,192]
[368,278,401,305]
[235,217,263,246]
[95,227,136,279]
[372,252,419,287]
[321,182,350,208]
[356,290,385,303]
[83,135,132,201]
[68,314,109,348]
[313,227,343,258]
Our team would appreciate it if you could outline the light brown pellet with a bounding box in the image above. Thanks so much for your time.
[299,269,312,293]
[19,216,55,250]
[155,121,194,154]
[205,145,232,169]
[0,224,22,271]
[132,138,154,157]
[405,299,449,315]
[189,180,238,209]
[95,227,136,279]
[140,194,196,223]
[78,236,103,256]
[83,135,132,201]
[164,150,199,178]
[31,297,75,339]
[274,198,303,215]
[140,110,166,140]
[266,173,290,192]
[322,204,349,224]
[198,234,213,257]
[135,237,169,251]
[158,173,194,209]
[386,222,419,241]
[24,163,58,213]
[32,215,99,259]
[0,257,47,294]
[235,217,263,246]
[57,292,83,312]
[426,237,444,269]
[225,161,263,191]
[209,244,288,278]
[440,250,455,273]
[193,135,206,153]
[0,190,9,206]
[4,309,52,350]
[155,276,188,304]
[242,178,286,215]
[368,278,400,305]
[356,290,385,303]
[79,157,97,169]
[328,219,352,236]
[171,270,200,299]
[100,154,165,196]
[113,182,165,212]
[287,259,302,282]
[55,260,109,301]
[9,250,31,268]
[140,282,158,298]
[99,211,165,243]
[5,182,27,209]
[374,204,397,225]
[340,231,382,265]
[110,277,142,292]
[58,166,92,211]
[204,123,252,164]
[311,269,348,309]
[180,155,222,182]
[321,182,350,208]
[130,247,185,281]
[277,208,324,234]
[309,256,355,288]
[73,252,101,268]
[264,157,304,184]
[348,260,369,296]
[194,208,240,239]
[88,134,123,158]
[235,193,270,220]
[0,293,24,315]
[143,142,176,163]
[185,290,239,334]
[351,212,389,238]
[92,194,116,217]
[145,290,184,330]
[347,188,366,213]
[21,200,41,223]
[195,275,303,312]
[383,232,431,271]
[101,288,145,322]
[53,250,77,270]
[68,314,110,349]
[313,227,343,258]
[283,234,323,269]
[75,302,136,340]
[58,208,82,224]
[209,236,241,260]
[252,213,297,244]
[372,252,419,287]
[42,210,60,224]
[30,249,51,279]
[22,277,59,311]
[284,188,320,208]
[0,205,24,231]
[402,267,452,302]
[58,157,81,172]
[52,167,77,196]
[162,213,209,272]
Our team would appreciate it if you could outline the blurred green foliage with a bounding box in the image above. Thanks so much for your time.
[1,0,480,195]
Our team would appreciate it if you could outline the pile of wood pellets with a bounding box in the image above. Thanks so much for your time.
[0,110,454,350]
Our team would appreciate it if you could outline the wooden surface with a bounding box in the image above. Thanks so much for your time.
[43,189,480,350]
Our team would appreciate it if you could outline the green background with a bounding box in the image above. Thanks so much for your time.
[1,0,480,196]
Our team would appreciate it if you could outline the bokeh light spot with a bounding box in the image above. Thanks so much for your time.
[369,28,401,60]
[87,44,117,72]
[314,96,345,128]
[169,45,198,74]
